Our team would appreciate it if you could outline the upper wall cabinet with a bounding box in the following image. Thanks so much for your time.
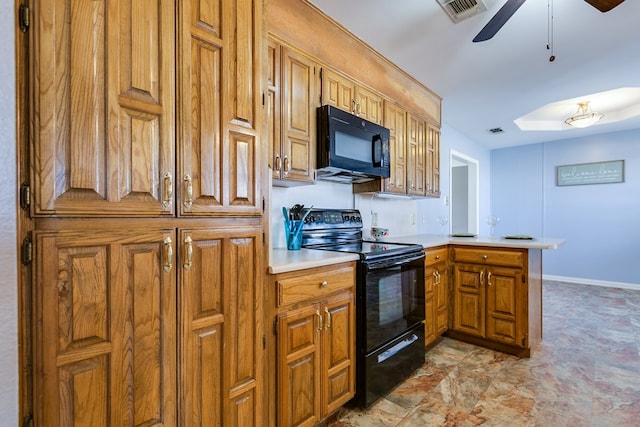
[268,38,318,185]
[320,67,383,125]
[354,104,440,198]
[30,0,262,217]
[178,0,263,216]
[30,0,176,216]
[426,124,441,198]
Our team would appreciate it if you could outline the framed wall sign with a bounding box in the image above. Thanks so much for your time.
[556,160,624,186]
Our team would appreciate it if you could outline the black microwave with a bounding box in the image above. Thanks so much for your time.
[316,105,390,183]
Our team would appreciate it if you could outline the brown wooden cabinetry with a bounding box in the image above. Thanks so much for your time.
[34,228,177,426]
[407,114,427,197]
[426,124,441,197]
[320,67,383,125]
[424,246,448,346]
[25,0,265,425]
[267,263,356,427]
[268,38,318,185]
[449,246,542,357]
[179,227,263,426]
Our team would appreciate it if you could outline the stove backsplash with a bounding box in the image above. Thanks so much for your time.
[270,180,418,249]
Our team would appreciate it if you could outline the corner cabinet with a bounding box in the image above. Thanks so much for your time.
[425,247,449,346]
[268,37,318,185]
[448,246,543,357]
[267,263,356,427]
[25,0,266,425]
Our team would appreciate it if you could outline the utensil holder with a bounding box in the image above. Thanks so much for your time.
[284,220,303,250]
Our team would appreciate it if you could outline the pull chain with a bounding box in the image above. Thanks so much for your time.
[547,0,553,58]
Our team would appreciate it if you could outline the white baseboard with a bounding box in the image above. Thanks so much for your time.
[543,274,640,291]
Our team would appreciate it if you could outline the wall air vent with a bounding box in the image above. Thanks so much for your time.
[436,0,490,23]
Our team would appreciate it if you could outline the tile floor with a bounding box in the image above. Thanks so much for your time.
[328,280,640,426]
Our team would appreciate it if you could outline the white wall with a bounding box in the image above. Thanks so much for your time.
[0,4,18,424]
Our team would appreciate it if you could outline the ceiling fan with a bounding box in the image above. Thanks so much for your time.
[473,0,626,42]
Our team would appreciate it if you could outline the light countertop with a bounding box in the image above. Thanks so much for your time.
[268,234,565,274]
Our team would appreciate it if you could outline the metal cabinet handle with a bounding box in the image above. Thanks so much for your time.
[320,280,328,288]
[183,236,193,270]
[283,156,290,175]
[436,271,441,285]
[163,236,173,272]
[316,310,323,331]
[480,270,484,286]
[275,154,281,172]
[325,307,331,330]
[487,272,492,286]
[183,175,193,208]
[163,172,173,208]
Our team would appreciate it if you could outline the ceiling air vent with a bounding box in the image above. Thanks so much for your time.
[436,0,490,23]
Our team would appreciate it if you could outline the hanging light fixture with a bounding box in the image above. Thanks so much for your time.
[564,101,604,128]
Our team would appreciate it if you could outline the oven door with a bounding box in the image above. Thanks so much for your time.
[359,251,425,353]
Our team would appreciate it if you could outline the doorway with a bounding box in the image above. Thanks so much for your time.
[450,150,479,235]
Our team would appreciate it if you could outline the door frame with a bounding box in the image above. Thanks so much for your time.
[449,150,479,235]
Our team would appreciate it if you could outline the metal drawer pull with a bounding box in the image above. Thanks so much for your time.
[320,280,328,288]
[482,254,488,260]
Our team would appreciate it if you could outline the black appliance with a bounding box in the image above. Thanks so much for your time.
[301,208,425,408]
[316,105,391,183]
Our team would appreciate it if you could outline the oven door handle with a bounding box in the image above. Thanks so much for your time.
[365,253,425,270]
[377,333,419,364]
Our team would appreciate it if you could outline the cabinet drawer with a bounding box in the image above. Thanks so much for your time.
[276,264,355,307]
[452,247,524,268]
[425,247,447,266]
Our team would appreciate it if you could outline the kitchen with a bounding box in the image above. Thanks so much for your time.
[2,0,640,426]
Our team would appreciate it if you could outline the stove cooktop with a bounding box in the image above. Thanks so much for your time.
[310,240,424,260]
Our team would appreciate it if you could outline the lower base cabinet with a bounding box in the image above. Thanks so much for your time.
[267,262,356,427]
[33,224,264,426]
[425,246,448,346]
[448,246,542,357]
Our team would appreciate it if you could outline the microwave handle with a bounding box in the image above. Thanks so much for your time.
[372,134,383,167]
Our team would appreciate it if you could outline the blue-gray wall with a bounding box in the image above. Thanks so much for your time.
[491,128,640,286]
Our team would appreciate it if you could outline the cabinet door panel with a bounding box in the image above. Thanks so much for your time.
[278,304,321,427]
[321,68,355,113]
[180,227,263,426]
[452,263,485,337]
[486,267,522,345]
[424,266,436,345]
[281,48,316,183]
[383,103,407,193]
[179,0,261,215]
[435,263,449,335]
[36,229,177,426]
[322,292,355,415]
[33,0,175,216]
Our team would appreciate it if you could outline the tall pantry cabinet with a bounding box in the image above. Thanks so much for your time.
[22,0,265,425]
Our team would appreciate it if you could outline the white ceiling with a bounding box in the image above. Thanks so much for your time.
[307,0,640,149]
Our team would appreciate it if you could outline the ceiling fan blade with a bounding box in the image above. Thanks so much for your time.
[473,0,527,43]
[584,0,625,12]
